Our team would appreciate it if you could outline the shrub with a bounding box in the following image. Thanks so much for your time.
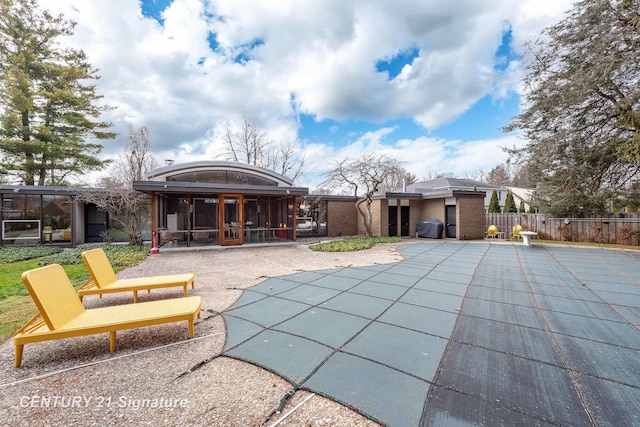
[619,226,640,246]
[308,236,401,252]
[504,191,518,213]
[39,244,150,267]
[488,190,501,213]
[536,231,552,240]
[0,246,63,264]
[558,225,575,242]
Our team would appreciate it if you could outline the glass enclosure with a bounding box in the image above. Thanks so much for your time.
[1,194,72,245]
[155,193,296,247]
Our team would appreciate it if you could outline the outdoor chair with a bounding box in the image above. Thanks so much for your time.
[13,264,201,367]
[79,248,195,303]
[512,224,523,239]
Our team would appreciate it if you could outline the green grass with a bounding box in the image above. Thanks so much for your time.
[309,236,402,252]
[0,244,150,344]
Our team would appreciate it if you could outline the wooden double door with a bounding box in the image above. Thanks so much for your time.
[190,194,243,246]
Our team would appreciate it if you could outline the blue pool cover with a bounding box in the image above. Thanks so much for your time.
[221,242,640,426]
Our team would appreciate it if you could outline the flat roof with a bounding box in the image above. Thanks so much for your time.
[0,185,87,196]
[132,180,308,196]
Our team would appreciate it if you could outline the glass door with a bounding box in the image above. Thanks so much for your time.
[220,195,243,246]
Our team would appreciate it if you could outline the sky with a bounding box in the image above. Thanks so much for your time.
[41,0,575,190]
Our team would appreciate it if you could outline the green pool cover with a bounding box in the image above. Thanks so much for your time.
[222,242,640,426]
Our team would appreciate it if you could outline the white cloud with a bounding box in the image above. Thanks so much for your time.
[39,0,572,184]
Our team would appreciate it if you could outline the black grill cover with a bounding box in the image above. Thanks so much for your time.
[416,220,443,238]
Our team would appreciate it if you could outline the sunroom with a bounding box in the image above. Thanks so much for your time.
[133,161,309,247]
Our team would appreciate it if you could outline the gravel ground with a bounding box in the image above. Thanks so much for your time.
[0,241,412,426]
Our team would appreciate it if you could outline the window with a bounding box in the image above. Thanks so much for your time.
[296,199,327,235]
[166,170,277,186]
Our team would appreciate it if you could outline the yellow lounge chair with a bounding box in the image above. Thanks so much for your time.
[13,264,201,367]
[79,248,195,303]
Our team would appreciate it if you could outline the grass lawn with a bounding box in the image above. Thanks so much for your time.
[0,245,150,344]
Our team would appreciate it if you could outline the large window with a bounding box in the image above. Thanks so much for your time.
[296,199,327,236]
[43,195,72,243]
[1,194,73,245]
[167,170,277,186]
[157,195,190,247]
[2,195,41,243]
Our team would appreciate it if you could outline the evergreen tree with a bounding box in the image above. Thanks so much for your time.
[0,0,115,185]
[519,200,526,213]
[504,191,518,213]
[488,190,501,213]
[504,0,640,215]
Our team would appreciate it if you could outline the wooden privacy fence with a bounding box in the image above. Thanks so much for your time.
[485,213,640,246]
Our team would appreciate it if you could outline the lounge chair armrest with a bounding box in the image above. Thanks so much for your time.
[78,277,97,292]
[14,314,47,336]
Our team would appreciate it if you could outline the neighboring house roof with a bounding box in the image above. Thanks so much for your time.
[507,186,534,204]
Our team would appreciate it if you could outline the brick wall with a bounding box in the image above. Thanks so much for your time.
[327,200,358,237]
[421,200,446,224]
[457,195,486,240]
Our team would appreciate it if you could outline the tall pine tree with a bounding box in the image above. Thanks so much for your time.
[0,0,115,185]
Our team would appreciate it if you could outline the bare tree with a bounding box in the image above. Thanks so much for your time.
[461,168,491,183]
[78,125,157,245]
[222,118,305,181]
[321,154,406,236]
[379,169,417,192]
[486,164,511,186]
[420,171,454,181]
[77,188,148,245]
[110,125,158,186]
[223,118,268,165]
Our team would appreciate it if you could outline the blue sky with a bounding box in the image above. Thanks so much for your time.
[46,0,573,189]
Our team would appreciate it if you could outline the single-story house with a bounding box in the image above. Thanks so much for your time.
[0,164,489,247]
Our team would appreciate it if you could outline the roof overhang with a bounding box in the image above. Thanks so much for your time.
[0,185,86,196]
[421,190,486,199]
[302,194,359,202]
[132,180,308,197]
[378,192,424,200]
[371,190,486,200]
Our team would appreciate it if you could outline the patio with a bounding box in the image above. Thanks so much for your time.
[222,242,640,426]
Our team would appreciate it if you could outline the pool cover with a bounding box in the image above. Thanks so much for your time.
[221,242,640,426]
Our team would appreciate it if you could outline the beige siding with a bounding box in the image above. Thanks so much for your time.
[421,200,445,224]
[409,200,422,236]
[371,199,385,236]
